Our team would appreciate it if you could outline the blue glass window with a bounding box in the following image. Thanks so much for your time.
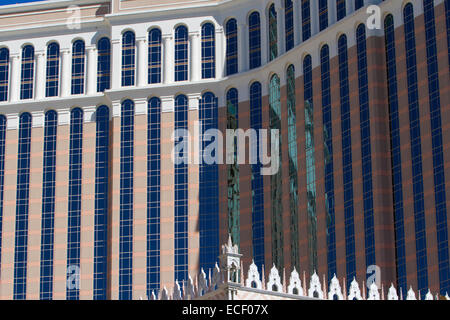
[319,0,328,31]
[336,0,346,21]
[303,56,318,273]
[226,88,240,246]
[285,0,295,51]
[122,32,135,87]
[93,106,110,300]
[14,112,32,300]
[71,40,85,95]
[20,45,34,100]
[0,48,9,101]
[40,110,57,300]
[97,37,111,92]
[147,97,161,297]
[66,108,83,300]
[119,100,134,300]
[356,24,376,273]
[423,0,449,295]
[175,26,188,82]
[225,19,238,76]
[201,23,216,79]
[320,45,337,281]
[301,0,311,41]
[287,65,299,271]
[148,29,162,84]
[249,12,261,69]
[338,35,356,288]
[0,116,5,267]
[199,92,219,271]
[268,4,278,61]
[384,14,407,295]
[46,43,59,97]
[355,0,364,10]
[174,95,188,282]
[269,74,284,271]
[403,3,428,297]
[250,82,264,271]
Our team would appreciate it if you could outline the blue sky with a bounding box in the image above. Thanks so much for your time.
[0,0,47,6]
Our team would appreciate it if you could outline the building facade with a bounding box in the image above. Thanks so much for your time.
[0,0,449,300]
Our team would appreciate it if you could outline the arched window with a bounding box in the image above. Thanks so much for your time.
[269,74,283,271]
[0,115,5,269]
[226,88,239,246]
[66,107,83,300]
[268,4,278,61]
[338,34,356,289]
[301,0,311,41]
[72,40,85,95]
[148,29,162,84]
[175,26,188,82]
[249,12,261,69]
[336,0,346,21]
[225,19,238,76]
[0,48,9,101]
[319,0,328,31]
[383,14,407,295]
[249,81,264,269]
[97,37,111,92]
[286,65,299,270]
[147,97,161,297]
[356,24,376,271]
[122,31,136,86]
[40,110,57,300]
[119,99,134,300]
[320,44,337,280]
[46,43,60,97]
[355,0,364,10]
[174,94,188,282]
[201,23,216,79]
[94,105,110,300]
[284,0,294,51]
[199,92,219,271]
[21,45,34,100]
[14,112,32,300]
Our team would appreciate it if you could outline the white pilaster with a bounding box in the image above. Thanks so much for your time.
[162,34,174,84]
[188,93,201,111]
[111,39,121,89]
[34,51,45,100]
[310,0,319,36]
[135,97,148,115]
[260,9,268,66]
[328,0,337,26]
[9,54,21,102]
[237,23,247,73]
[6,113,19,130]
[346,0,354,16]
[293,0,302,46]
[86,46,98,95]
[161,95,174,113]
[215,27,224,79]
[60,48,71,97]
[112,100,121,118]
[32,111,45,128]
[189,31,200,81]
[137,37,148,87]
[57,108,71,126]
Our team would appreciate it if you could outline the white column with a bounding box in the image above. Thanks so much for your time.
[293,0,302,46]
[136,37,148,87]
[276,6,285,56]
[86,45,97,95]
[189,31,200,82]
[111,39,121,89]
[237,23,247,73]
[346,0,354,16]
[328,0,337,26]
[34,50,46,100]
[215,27,224,79]
[260,9,268,66]
[162,34,174,84]
[310,0,319,36]
[60,48,71,97]
[9,54,21,102]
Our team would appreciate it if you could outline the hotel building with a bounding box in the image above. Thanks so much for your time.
[0,0,449,300]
